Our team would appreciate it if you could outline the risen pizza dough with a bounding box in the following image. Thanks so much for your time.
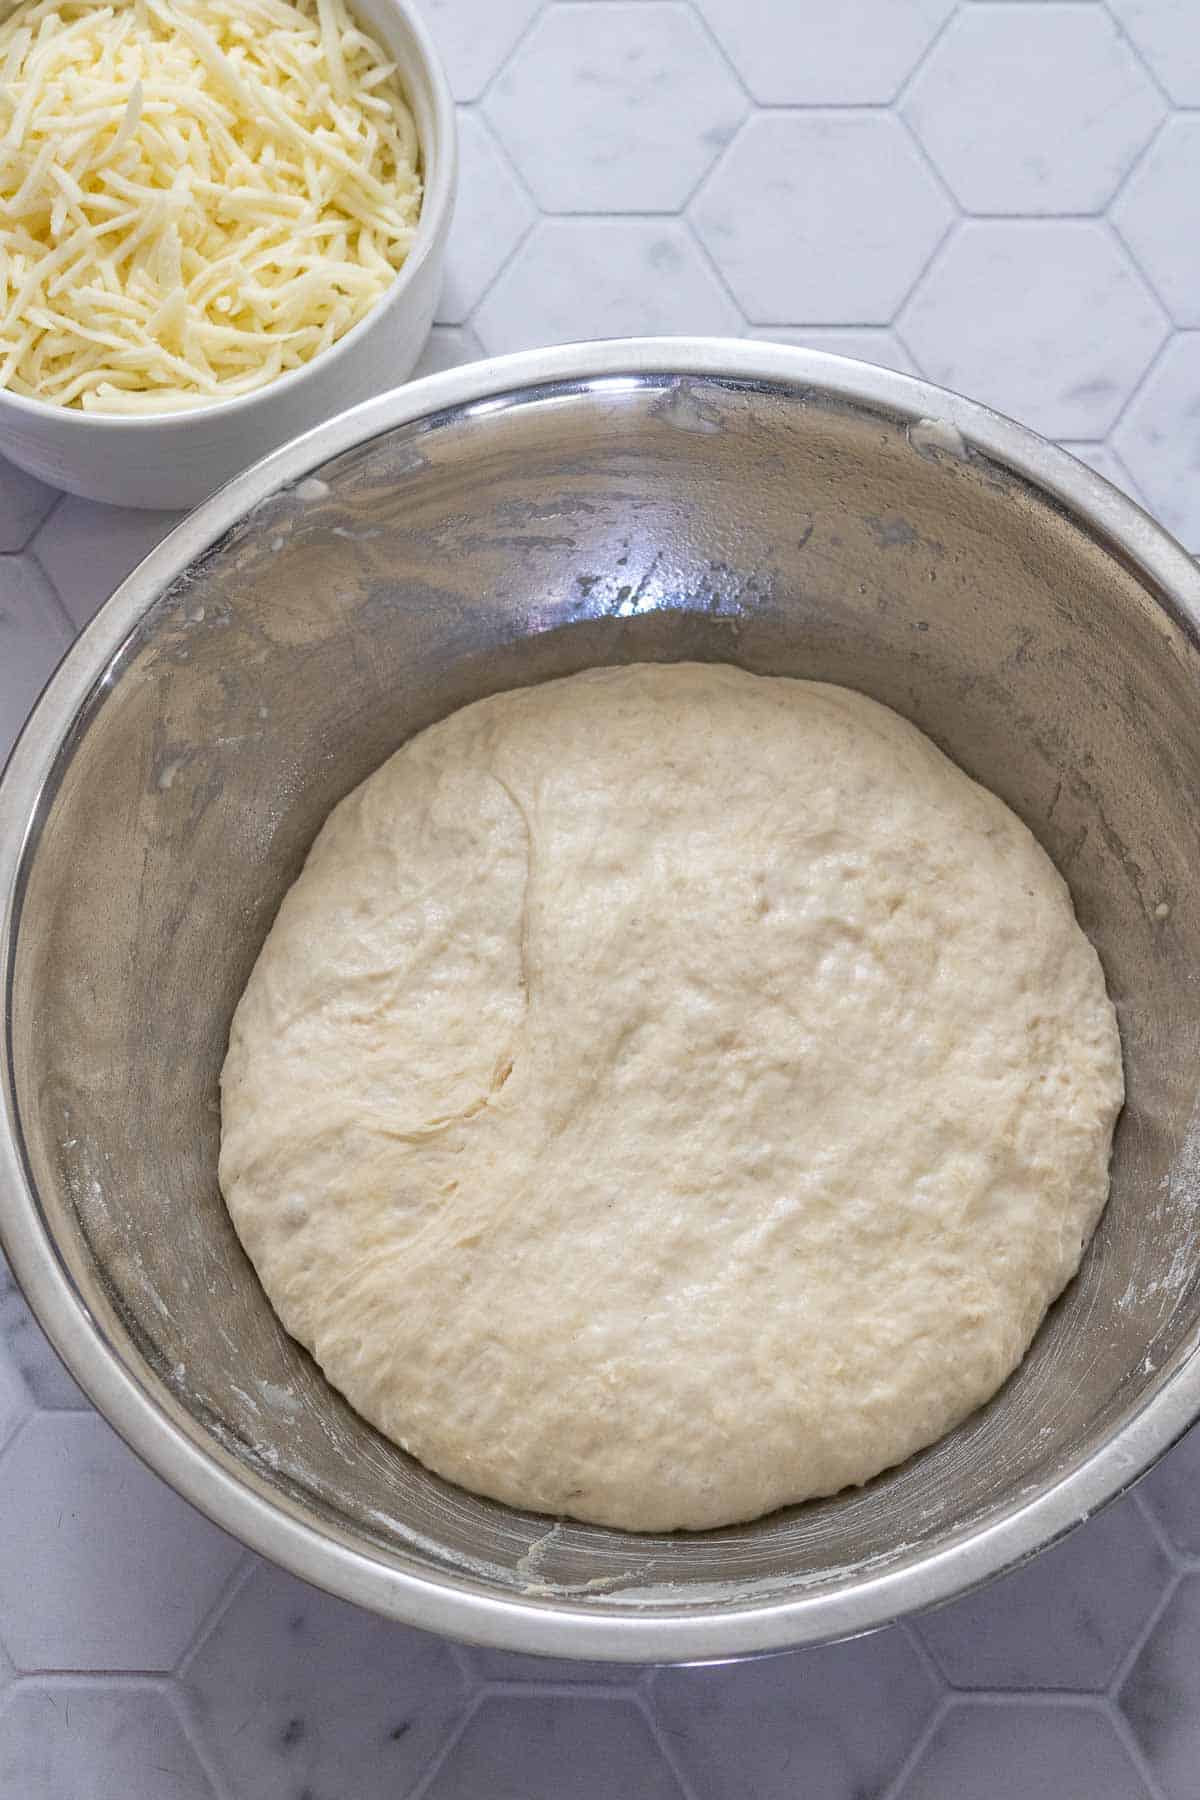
[219,663,1123,1531]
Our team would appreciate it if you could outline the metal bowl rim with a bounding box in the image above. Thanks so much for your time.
[3,336,1200,1660]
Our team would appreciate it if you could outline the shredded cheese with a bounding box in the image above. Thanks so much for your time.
[0,0,423,412]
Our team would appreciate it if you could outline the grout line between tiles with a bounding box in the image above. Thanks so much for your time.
[1105,315,1177,440]
[162,1681,239,1800]
[1099,0,1176,108]
[1097,213,1175,345]
[893,212,963,351]
[173,1555,260,1680]
[635,1683,704,1800]
[901,1615,949,1691]
[1107,1564,1181,1700]
[895,104,962,218]
[12,491,64,557]
[675,215,750,329]
[455,211,540,343]
[0,1408,37,1477]
[1129,1483,1184,1569]
[1107,109,1170,218]
[681,1,753,105]
[879,1689,954,1800]
[406,1688,484,1800]
[1108,1689,1172,1800]
[479,1,555,105]
[892,1,964,114]
[468,102,544,216]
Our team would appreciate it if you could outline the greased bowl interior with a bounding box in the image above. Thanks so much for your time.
[4,340,1200,1661]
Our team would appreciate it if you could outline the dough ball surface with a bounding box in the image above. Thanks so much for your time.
[219,663,1124,1531]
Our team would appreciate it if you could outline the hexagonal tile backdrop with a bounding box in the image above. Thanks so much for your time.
[1108,0,1200,105]
[183,1561,467,1799]
[0,1414,243,1673]
[4,0,1200,1793]
[654,1627,939,1798]
[0,1684,215,1800]
[903,4,1163,215]
[1120,1573,1200,1800]
[915,1496,1171,1692]
[898,219,1167,439]
[692,112,952,323]
[485,4,746,212]
[695,0,955,105]
[1113,118,1200,326]
[908,1700,1157,1800]
[425,1697,685,1800]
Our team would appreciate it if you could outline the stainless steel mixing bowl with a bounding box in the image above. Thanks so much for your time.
[4,339,1200,1662]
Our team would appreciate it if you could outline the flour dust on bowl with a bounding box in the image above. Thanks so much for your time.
[2,339,1200,1661]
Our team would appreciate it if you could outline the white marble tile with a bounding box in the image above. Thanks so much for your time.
[653,1628,937,1800]
[1108,0,1200,106]
[916,1498,1171,1690]
[900,220,1168,438]
[1112,332,1200,548]
[1059,441,1146,504]
[32,498,185,631]
[903,1700,1154,1799]
[426,1695,684,1800]
[1113,118,1200,327]
[412,324,487,380]
[694,0,953,105]
[474,219,741,355]
[0,1258,88,1411]
[0,1414,242,1671]
[0,554,73,762]
[904,4,1163,216]
[421,0,542,102]
[0,460,58,554]
[486,3,745,213]
[1121,1573,1198,1800]
[0,1682,213,1800]
[749,326,920,376]
[1138,1421,1200,1556]
[691,114,951,325]
[439,113,535,326]
[183,1558,465,1800]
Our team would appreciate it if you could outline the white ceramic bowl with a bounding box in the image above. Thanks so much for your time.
[0,0,456,510]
